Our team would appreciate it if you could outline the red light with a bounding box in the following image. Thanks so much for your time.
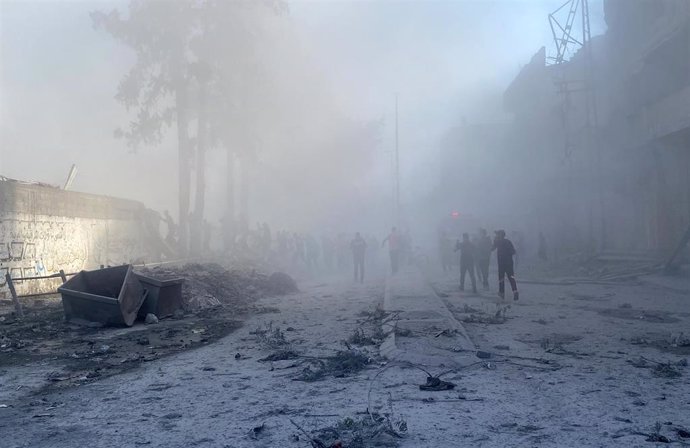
[451,211,460,218]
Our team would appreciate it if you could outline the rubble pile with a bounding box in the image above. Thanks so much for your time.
[137,263,297,312]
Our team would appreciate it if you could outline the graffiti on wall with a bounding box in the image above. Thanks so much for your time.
[0,215,147,299]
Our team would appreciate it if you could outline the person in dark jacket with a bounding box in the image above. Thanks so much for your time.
[492,229,518,300]
[455,233,477,294]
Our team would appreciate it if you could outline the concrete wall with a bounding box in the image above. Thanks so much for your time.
[0,179,160,299]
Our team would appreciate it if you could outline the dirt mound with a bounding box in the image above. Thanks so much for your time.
[266,272,299,295]
[137,263,297,312]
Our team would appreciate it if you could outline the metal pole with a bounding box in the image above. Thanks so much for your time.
[6,273,23,319]
[395,94,400,225]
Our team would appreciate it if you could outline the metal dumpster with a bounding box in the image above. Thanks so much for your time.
[135,274,184,319]
[58,265,146,326]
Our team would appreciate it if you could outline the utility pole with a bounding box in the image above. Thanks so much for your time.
[395,93,400,225]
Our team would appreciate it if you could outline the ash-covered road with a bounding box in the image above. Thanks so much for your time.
[2,267,690,447]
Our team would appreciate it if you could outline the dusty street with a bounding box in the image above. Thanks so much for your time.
[1,263,689,447]
[3,0,690,446]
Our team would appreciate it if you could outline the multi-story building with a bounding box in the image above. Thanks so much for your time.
[503,0,690,256]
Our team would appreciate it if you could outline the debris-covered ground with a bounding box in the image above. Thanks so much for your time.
[0,263,294,395]
[1,271,395,448]
[412,268,690,446]
[0,301,242,393]
[1,262,689,447]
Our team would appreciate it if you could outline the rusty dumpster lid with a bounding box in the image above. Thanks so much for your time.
[118,265,145,326]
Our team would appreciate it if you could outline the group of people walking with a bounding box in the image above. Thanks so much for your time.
[351,225,520,301]
[443,228,519,301]
[349,226,412,283]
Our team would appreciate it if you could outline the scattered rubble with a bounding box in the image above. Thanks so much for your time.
[652,363,683,378]
[0,307,242,390]
[625,332,690,356]
[251,322,290,349]
[259,350,299,362]
[476,350,492,359]
[356,305,388,323]
[347,328,378,346]
[248,422,266,440]
[670,332,690,348]
[294,349,371,382]
[644,422,672,443]
[461,305,510,324]
[345,305,389,347]
[290,413,405,448]
[617,421,690,444]
[677,427,690,439]
[627,356,685,378]
[347,326,385,346]
[539,334,584,357]
[419,376,455,391]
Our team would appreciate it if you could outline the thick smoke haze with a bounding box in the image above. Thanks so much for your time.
[1,0,605,240]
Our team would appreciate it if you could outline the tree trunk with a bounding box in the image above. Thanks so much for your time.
[175,83,191,258]
[190,81,208,256]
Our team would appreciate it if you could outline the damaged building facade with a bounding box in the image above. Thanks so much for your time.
[503,0,690,257]
[0,177,163,299]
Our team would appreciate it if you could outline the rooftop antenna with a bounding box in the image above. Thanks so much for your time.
[548,0,584,65]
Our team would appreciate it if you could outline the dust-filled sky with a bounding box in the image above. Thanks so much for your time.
[0,0,606,231]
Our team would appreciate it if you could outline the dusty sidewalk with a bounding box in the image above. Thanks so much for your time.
[379,265,474,370]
